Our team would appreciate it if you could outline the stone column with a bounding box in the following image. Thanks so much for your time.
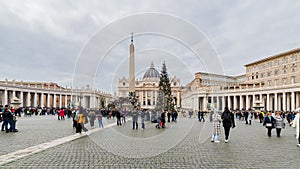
[296,92,300,109]
[47,93,50,107]
[34,92,38,107]
[217,96,220,111]
[3,89,8,105]
[41,93,44,108]
[20,91,24,107]
[141,91,144,105]
[12,90,16,98]
[233,95,237,110]
[291,92,295,111]
[246,95,249,110]
[228,96,231,110]
[239,95,243,110]
[144,91,146,106]
[53,94,57,108]
[203,96,207,111]
[274,93,278,111]
[65,95,68,107]
[266,93,270,111]
[59,94,62,108]
[259,94,262,103]
[283,92,286,111]
[221,96,225,111]
[27,92,30,107]
[286,92,292,111]
[194,96,198,111]
[252,94,255,108]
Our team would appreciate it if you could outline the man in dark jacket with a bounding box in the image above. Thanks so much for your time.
[115,109,122,126]
[132,110,138,129]
[221,107,235,143]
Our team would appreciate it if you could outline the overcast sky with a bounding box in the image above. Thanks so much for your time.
[1,0,300,93]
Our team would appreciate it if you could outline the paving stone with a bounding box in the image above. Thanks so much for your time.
[2,117,300,168]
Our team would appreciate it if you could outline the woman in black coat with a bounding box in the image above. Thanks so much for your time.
[263,111,276,137]
[221,107,235,143]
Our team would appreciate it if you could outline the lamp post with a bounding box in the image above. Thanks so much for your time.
[79,90,83,108]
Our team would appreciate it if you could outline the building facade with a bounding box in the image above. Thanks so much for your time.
[0,79,112,109]
[118,62,181,109]
[181,48,300,112]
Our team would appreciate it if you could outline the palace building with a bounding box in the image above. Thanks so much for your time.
[181,47,300,112]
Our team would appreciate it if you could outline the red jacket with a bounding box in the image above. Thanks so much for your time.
[59,110,65,116]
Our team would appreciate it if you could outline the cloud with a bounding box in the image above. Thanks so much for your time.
[0,0,300,93]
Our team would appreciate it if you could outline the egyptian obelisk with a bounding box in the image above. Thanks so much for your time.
[129,33,135,92]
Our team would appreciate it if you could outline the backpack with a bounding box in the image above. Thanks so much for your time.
[223,112,231,122]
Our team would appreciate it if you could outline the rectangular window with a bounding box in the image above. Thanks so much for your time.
[282,57,287,64]
[268,62,272,68]
[282,78,287,85]
[291,55,297,62]
[274,79,278,86]
[291,76,296,84]
[274,69,279,75]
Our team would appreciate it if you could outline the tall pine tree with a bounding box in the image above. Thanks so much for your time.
[156,61,173,111]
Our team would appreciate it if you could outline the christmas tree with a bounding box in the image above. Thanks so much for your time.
[156,61,174,111]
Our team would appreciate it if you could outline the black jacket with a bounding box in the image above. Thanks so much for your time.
[221,110,235,127]
[2,110,13,119]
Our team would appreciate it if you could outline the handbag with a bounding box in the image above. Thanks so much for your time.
[266,123,272,127]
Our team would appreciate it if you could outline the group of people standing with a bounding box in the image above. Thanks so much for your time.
[71,107,106,135]
[210,106,300,147]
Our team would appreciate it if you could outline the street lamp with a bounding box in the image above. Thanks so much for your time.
[79,90,83,108]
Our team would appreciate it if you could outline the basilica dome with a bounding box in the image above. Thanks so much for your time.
[143,62,160,79]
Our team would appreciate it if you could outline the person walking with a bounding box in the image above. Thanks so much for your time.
[88,110,96,128]
[173,110,178,122]
[115,109,122,126]
[200,111,205,122]
[244,109,249,124]
[221,107,235,143]
[263,111,276,137]
[211,110,222,143]
[274,111,285,137]
[132,109,138,130]
[292,112,300,147]
[96,111,104,128]
[248,111,252,125]
[167,111,171,123]
[76,107,88,135]
[141,109,146,130]
[59,108,65,120]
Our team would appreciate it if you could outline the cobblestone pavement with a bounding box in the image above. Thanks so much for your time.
[2,117,300,168]
[0,115,116,156]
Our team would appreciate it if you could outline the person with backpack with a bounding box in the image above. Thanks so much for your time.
[221,107,235,143]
